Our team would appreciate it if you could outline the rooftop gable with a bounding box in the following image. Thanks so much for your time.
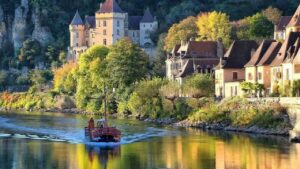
[276,16,292,31]
[140,8,155,23]
[97,0,124,13]
[270,32,300,67]
[257,42,282,66]
[288,5,300,27]
[245,40,275,67]
[221,40,258,69]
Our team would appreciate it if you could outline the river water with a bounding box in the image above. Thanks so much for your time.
[0,111,299,169]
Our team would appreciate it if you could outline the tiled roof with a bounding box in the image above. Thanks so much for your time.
[97,0,124,13]
[245,40,275,67]
[140,8,155,23]
[71,10,84,25]
[128,16,142,30]
[178,41,219,59]
[257,42,282,66]
[288,5,300,27]
[85,16,95,28]
[220,40,258,69]
[276,16,292,31]
[175,59,219,78]
[284,37,300,63]
[270,32,300,67]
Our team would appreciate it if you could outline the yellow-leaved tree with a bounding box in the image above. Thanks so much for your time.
[53,62,78,95]
[164,16,198,52]
[196,11,232,47]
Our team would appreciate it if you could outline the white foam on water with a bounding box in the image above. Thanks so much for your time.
[0,117,180,145]
[0,133,11,138]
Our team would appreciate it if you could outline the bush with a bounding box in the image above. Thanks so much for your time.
[182,74,214,98]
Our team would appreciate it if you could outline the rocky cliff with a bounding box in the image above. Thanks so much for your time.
[1,0,54,56]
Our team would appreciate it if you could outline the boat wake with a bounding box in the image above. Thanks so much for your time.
[0,117,178,145]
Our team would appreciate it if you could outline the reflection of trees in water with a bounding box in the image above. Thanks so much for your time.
[85,145,121,169]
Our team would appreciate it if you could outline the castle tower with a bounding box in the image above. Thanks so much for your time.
[95,0,127,46]
[68,10,87,60]
[139,8,158,48]
[69,10,85,48]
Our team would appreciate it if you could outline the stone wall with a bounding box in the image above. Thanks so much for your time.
[248,97,300,140]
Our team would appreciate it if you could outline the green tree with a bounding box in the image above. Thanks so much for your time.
[30,70,53,91]
[105,38,149,90]
[18,39,43,69]
[75,45,109,110]
[182,74,215,98]
[164,16,198,52]
[152,33,167,77]
[127,78,167,118]
[196,11,232,47]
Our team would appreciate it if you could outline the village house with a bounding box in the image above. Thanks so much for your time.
[166,39,223,84]
[215,40,258,98]
[270,32,300,94]
[255,41,282,94]
[68,0,158,60]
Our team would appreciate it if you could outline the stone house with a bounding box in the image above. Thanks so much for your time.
[166,39,223,85]
[270,32,300,93]
[68,0,158,60]
[215,40,258,98]
[255,41,282,93]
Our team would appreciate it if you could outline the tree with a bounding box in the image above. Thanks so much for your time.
[53,62,78,95]
[18,39,43,69]
[164,16,198,52]
[240,81,254,96]
[165,0,201,26]
[152,33,167,77]
[105,38,149,89]
[182,74,215,98]
[75,45,109,110]
[30,70,53,91]
[262,6,282,24]
[127,78,167,118]
[0,71,8,87]
[196,11,232,47]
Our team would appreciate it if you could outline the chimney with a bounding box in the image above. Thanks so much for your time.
[217,38,224,58]
[100,3,103,9]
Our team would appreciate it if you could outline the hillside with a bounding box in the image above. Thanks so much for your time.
[0,0,299,69]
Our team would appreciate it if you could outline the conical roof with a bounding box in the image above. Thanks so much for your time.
[71,10,84,25]
[141,8,155,23]
[97,0,124,13]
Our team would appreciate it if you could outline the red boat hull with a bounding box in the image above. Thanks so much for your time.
[85,127,121,142]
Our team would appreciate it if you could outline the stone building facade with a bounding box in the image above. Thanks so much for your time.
[68,0,158,60]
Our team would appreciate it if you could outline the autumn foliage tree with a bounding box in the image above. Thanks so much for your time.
[164,16,198,51]
[53,62,78,95]
[196,11,232,47]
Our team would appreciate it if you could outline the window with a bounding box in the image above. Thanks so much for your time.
[133,32,135,37]
[76,43,78,47]
[98,20,101,27]
[103,30,107,35]
[144,24,145,27]
[117,29,120,36]
[86,41,88,46]
[103,20,107,27]
[258,72,262,80]
[92,34,95,38]
[103,39,107,45]
[117,20,120,27]
[248,73,252,80]
[233,72,238,80]
[76,32,79,38]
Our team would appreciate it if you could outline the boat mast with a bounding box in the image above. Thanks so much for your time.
[104,83,108,127]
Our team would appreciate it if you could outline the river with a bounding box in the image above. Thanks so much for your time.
[0,111,299,169]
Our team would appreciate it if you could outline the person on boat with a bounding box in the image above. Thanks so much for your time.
[88,118,95,129]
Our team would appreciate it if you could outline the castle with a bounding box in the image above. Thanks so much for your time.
[68,0,158,60]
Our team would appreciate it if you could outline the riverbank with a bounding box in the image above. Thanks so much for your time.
[0,92,295,138]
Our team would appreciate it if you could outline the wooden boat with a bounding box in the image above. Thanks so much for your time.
[85,119,121,142]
